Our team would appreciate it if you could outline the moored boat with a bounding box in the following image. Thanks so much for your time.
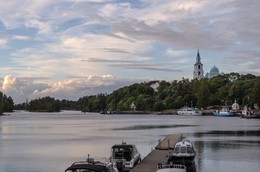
[177,107,202,115]
[213,106,234,117]
[65,155,118,172]
[110,141,141,171]
[241,106,260,119]
[171,140,196,162]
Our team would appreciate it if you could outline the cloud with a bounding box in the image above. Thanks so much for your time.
[223,49,260,74]
[0,35,8,47]
[165,49,189,57]
[0,75,143,104]
[25,19,52,35]
[1,75,50,103]
[12,35,31,40]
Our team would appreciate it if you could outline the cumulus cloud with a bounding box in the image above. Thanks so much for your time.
[0,75,143,104]
[1,75,50,103]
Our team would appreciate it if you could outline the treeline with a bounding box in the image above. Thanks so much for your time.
[77,73,260,112]
[15,96,62,112]
[14,73,260,113]
[0,92,14,114]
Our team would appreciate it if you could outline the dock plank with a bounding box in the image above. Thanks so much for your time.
[131,134,182,172]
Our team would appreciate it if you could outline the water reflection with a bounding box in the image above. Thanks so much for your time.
[112,124,196,130]
[193,130,260,137]
[1,112,260,172]
[190,130,260,172]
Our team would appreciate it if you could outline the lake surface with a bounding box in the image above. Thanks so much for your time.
[0,111,259,172]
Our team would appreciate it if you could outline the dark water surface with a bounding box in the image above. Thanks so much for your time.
[0,111,259,172]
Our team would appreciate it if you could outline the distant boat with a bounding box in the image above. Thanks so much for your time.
[177,107,202,115]
[241,106,260,119]
[101,110,147,115]
[213,107,234,117]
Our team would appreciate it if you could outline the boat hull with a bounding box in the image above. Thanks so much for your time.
[213,112,234,116]
[169,155,196,162]
[177,108,202,115]
[177,111,202,115]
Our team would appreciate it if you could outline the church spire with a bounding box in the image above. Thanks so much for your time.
[193,49,204,80]
[196,49,201,63]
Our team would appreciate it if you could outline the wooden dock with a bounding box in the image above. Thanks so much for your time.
[131,134,182,172]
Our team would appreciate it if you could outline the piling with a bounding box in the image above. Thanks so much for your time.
[131,134,182,172]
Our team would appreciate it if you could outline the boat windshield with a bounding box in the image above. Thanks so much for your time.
[180,146,186,153]
[187,147,193,154]
[174,147,180,154]
[113,147,133,161]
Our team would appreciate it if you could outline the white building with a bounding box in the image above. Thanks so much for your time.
[193,50,204,80]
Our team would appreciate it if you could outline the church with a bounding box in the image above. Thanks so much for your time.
[193,50,223,80]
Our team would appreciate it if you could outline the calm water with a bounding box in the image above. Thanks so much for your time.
[0,111,259,172]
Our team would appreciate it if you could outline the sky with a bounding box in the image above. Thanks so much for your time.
[0,0,260,104]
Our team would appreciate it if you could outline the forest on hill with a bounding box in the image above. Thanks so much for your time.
[14,73,260,113]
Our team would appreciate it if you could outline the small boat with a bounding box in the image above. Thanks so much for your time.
[65,155,118,172]
[171,140,196,162]
[156,163,187,172]
[241,106,260,119]
[177,106,202,115]
[110,141,141,171]
[213,106,234,116]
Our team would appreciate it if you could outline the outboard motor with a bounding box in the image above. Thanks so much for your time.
[115,159,125,172]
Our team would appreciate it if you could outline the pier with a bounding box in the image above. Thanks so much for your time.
[131,134,182,172]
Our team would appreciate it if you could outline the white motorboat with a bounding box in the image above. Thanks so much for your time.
[177,107,202,115]
[156,163,187,172]
[65,155,118,172]
[110,141,141,171]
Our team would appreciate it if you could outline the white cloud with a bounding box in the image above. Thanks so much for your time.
[2,75,17,91]
[10,32,154,79]
[25,19,52,35]
[12,35,31,40]
[129,0,208,26]
[0,74,143,104]
[165,49,189,57]
[0,36,8,47]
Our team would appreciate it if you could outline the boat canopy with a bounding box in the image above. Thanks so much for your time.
[65,163,109,172]
[112,145,134,161]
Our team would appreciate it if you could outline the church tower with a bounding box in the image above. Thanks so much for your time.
[193,50,204,80]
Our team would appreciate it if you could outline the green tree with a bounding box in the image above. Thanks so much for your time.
[153,100,165,111]
[250,77,260,107]
[0,92,3,114]
[197,80,210,108]
[0,92,14,113]
[28,96,60,112]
